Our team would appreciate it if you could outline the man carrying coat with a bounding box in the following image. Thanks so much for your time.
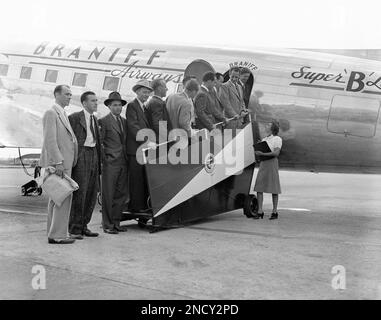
[126,80,156,213]
[68,91,101,239]
[99,92,129,234]
[39,85,78,244]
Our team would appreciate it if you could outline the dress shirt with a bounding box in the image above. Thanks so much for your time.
[137,98,146,111]
[83,109,96,147]
[111,113,124,132]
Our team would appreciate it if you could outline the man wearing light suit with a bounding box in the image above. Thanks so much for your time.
[39,85,78,244]
[166,78,200,137]
[218,67,248,129]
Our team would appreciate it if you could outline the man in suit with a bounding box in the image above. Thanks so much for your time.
[239,68,252,108]
[68,91,101,239]
[166,78,199,137]
[215,72,225,95]
[99,92,129,234]
[145,79,172,142]
[218,67,249,129]
[194,72,226,131]
[39,85,78,244]
[126,80,156,213]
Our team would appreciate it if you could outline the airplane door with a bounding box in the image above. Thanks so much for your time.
[184,59,215,85]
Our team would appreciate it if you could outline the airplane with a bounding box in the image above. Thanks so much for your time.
[0,39,380,230]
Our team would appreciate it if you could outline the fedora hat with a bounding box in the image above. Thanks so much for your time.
[132,79,153,93]
[104,91,127,106]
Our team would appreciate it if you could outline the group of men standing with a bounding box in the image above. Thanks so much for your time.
[39,66,252,244]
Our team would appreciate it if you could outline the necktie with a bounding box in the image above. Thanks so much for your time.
[235,84,241,98]
[117,115,123,133]
[90,115,97,142]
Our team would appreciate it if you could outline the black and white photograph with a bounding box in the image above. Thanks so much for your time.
[0,0,380,305]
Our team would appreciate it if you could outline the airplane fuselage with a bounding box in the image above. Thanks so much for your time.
[0,40,380,173]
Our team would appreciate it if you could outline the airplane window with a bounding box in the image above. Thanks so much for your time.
[72,72,87,87]
[44,69,58,83]
[328,95,380,138]
[20,66,32,80]
[103,76,119,91]
[0,64,9,76]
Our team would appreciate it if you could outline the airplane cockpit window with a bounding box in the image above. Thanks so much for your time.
[72,72,87,87]
[0,64,9,76]
[103,76,119,91]
[44,69,58,83]
[20,66,32,80]
[327,95,380,138]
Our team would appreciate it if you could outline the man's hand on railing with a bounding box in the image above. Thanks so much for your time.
[240,109,249,117]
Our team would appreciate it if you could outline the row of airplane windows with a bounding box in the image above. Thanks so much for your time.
[0,64,120,91]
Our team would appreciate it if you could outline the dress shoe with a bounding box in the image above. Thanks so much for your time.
[114,225,128,232]
[269,212,279,220]
[252,212,264,219]
[48,238,76,244]
[103,228,118,234]
[70,234,84,240]
[84,229,99,237]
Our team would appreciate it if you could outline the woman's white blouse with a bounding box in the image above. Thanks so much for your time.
[262,135,282,152]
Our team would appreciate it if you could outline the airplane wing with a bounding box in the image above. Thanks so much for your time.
[0,94,43,148]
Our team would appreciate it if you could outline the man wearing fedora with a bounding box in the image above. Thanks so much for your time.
[99,92,129,234]
[126,79,156,213]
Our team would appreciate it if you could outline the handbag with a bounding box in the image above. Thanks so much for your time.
[41,167,79,206]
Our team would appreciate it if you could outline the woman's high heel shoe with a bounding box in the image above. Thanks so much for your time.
[252,212,264,219]
[269,212,278,220]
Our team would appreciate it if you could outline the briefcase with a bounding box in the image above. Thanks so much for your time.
[42,167,79,206]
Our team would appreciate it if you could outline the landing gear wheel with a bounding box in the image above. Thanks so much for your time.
[243,194,258,218]
[138,218,148,229]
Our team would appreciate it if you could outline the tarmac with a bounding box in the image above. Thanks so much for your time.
[0,167,380,300]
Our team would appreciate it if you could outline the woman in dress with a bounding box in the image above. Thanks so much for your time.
[253,120,282,220]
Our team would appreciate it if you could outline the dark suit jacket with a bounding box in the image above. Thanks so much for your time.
[239,81,251,107]
[69,110,101,174]
[146,96,173,142]
[126,98,151,156]
[98,113,128,166]
[194,87,225,131]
